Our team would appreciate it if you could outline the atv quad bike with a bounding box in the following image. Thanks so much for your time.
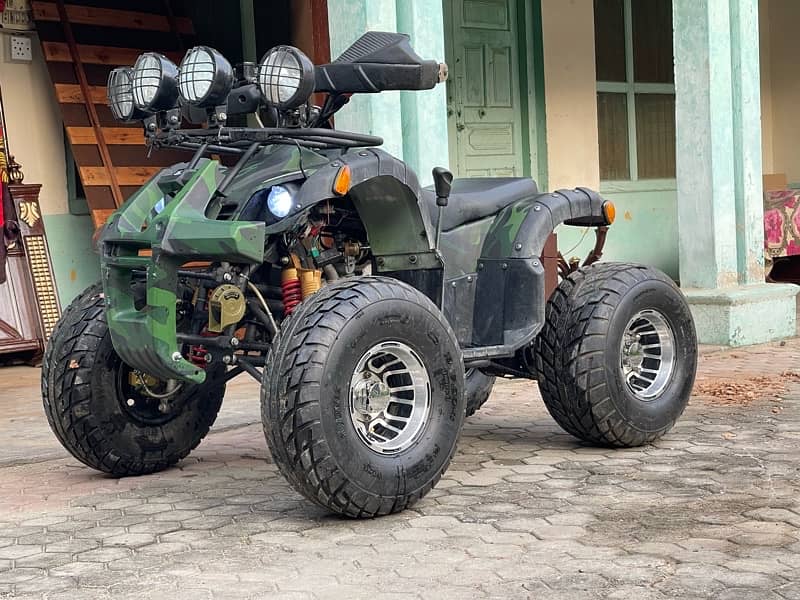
[43,33,697,517]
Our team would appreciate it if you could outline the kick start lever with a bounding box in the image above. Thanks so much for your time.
[432,167,453,250]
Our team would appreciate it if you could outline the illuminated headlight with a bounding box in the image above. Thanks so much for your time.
[107,68,146,121]
[178,46,234,108]
[132,52,179,111]
[258,46,315,110]
[267,186,294,218]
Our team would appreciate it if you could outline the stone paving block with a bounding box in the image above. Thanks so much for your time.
[776,582,800,600]
[13,551,72,569]
[46,587,115,599]
[729,532,796,547]
[74,526,128,540]
[746,508,800,527]
[545,512,597,527]
[605,587,668,600]
[12,575,76,595]
[135,541,190,557]
[104,533,157,548]
[75,546,132,563]
[49,560,106,578]
[1,343,800,598]
[0,545,41,560]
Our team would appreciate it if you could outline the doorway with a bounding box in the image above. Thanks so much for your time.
[443,0,545,182]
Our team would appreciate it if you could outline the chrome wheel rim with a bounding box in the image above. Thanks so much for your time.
[620,309,676,400]
[349,341,431,454]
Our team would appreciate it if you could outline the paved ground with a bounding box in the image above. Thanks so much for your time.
[1,340,800,599]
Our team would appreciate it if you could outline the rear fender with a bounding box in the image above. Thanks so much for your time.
[344,152,443,306]
[480,187,609,260]
[467,188,611,359]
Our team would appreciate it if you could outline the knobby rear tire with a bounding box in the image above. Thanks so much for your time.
[534,263,697,447]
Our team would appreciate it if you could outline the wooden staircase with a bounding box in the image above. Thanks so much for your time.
[32,0,195,228]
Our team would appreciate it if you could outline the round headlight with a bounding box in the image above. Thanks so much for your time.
[178,46,234,108]
[107,67,145,121]
[132,52,179,111]
[258,46,315,110]
[267,185,294,218]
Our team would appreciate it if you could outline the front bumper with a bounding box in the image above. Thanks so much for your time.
[100,159,265,383]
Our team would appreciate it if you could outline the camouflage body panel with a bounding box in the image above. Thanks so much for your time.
[101,140,606,380]
[100,159,266,384]
[480,187,608,259]
[99,143,441,384]
[219,145,329,223]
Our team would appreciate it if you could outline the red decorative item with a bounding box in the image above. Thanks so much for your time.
[764,189,800,258]
[0,1,6,13]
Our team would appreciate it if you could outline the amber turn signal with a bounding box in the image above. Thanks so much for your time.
[602,201,616,224]
[333,165,352,196]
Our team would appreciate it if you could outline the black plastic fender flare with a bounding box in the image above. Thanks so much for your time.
[480,187,611,260]
[268,147,437,259]
[466,187,613,362]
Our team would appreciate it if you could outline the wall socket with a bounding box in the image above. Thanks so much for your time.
[9,35,33,62]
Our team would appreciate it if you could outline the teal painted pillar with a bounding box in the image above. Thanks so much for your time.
[673,0,797,346]
[730,0,765,284]
[327,0,404,159]
[327,0,449,185]
[396,0,449,185]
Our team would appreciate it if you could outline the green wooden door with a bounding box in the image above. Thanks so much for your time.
[445,0,527,177]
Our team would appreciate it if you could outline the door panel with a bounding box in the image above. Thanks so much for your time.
[463,0,509,30]
[447,0,525,178]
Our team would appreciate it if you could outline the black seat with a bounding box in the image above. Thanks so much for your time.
[422,177,538,232]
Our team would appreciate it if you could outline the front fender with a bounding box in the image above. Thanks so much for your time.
[294,147,437,256]
[100,159,266,384]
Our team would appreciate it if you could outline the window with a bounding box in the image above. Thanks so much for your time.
[595,0,675,182]
[64,134,89,216]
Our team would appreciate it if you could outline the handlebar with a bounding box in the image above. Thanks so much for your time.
[150,127,384,154]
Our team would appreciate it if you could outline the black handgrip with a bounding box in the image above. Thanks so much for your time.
[432,167,453,207]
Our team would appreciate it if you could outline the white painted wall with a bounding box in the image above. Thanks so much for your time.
[760,0,800,183]
[759,0,774,174]
[540,0,600,191]
[0,31,68,215]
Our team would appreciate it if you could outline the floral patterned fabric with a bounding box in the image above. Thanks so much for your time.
[764,190,800,258]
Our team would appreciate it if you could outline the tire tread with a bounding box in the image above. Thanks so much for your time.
[262,276,464,518]
[534,262,692,447]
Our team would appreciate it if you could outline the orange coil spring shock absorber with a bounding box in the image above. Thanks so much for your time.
[281,267,302,315]
[299,268,322,299]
